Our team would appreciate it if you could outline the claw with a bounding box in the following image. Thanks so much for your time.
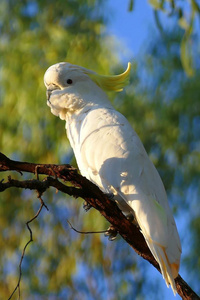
[83,200,92,212]
[104,192,115,200]
[126,213,134,222]
[104,225,118,241]
[126,213,140,228]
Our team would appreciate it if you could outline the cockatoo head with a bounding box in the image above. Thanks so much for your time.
[44,62,131,120]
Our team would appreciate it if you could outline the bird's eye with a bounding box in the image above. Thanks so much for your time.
[66,79,73,84]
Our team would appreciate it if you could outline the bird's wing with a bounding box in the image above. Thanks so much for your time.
[76,107,181,291]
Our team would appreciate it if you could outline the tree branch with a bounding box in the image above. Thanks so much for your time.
[0,152,199,300]
[8,196,48,300]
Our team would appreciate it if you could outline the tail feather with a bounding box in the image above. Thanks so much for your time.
[145,239,178,296]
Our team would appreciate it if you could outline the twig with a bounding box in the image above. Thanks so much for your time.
[67,219,108,235]
[8,195,49,300]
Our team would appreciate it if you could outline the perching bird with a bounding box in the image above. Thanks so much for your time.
[44,62,181,295]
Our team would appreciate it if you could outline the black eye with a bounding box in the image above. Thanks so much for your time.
[66,79,73,84]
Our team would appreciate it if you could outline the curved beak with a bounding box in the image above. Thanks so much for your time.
[46,84,60,101]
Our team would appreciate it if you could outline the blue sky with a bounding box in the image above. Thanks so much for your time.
[107,0,156,60]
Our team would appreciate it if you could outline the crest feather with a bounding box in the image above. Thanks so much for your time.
[87,62,131,92]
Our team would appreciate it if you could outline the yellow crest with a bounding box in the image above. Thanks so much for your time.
[87,62,131,92]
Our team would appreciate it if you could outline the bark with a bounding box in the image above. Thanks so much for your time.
[0,152,199,300]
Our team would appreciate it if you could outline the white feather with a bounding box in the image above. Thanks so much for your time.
[44,63,182,295]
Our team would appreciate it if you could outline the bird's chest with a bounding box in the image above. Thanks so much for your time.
[65,113,84,152]
[66,108,106,150]
[65,108,124,185]
[65,111,99,167]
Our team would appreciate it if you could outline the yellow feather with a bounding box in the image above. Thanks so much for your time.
[87,62,131,92]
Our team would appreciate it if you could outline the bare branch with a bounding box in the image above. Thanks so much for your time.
[67,219,108,235]
[0,152,199,300]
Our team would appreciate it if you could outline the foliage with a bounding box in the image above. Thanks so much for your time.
[129,0,200,76]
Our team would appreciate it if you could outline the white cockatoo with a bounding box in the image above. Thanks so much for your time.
[44,62,181,295]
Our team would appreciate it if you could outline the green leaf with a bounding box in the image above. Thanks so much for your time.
[148,0,165,11]
[180,3,196,77]
[180,35,194,77]
[191,0,200,13]
[178,17,189,30]
[128,0,134,11]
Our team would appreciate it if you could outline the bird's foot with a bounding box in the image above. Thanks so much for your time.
[104,192,115,200]
[126,213,134,222]
[126,213,140,228]
[83,200,92,212]
[104,225,118,241]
